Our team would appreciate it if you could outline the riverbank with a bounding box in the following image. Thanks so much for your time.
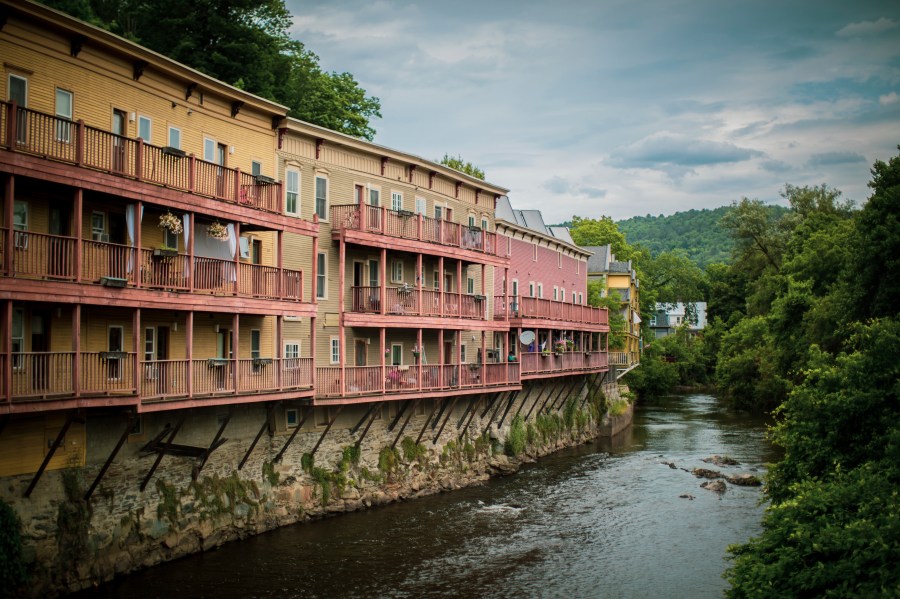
[3,378,627,597]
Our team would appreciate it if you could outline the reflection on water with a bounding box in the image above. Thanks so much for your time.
[77,394,775,599]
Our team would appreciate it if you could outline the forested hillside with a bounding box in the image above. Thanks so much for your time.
[614,206,789,267]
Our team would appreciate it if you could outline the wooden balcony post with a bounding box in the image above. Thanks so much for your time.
[232,313,239,393]
[380,248,387,316]
[233,222,240,296]
[186,311,194,398]
[417,328,423,391]
[4,175,13,276]
[187,212,194,292]
[75,120,85,166]
[74,189,83,283]
[380,206,386,234]
[234,168,241,203]
[456,330,462,369]
[437,329,444,388]
[357,184,366,230]
[438,256,445,316]
[135,138,143,181]
[481,264,486,320]
[311,234,318,304]
[276,315,283,390]
[310,316,317,390]
[133,308,141,396]
[417,213,422,241]
[417,253,423,316]
[380,326,386,395]
[72,305,81,397]
[188,155,196,192]
[338,238,345,319]
[456,260,462,318]
[6,101,17,150]
[276,230,283,299]
[502,267,509,322]
[3,301,11,403]
[481,331,486,385]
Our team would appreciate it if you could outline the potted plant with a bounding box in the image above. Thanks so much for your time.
[207,220,228,241]
[153,245,178,258]
[566,339,575,351]
[554,341,566,355]
[158,211,183,235]
[541,349,551,358]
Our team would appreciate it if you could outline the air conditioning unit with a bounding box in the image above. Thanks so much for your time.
[144,364,158,380]
[93,233,110,243]
[13,231,28,250]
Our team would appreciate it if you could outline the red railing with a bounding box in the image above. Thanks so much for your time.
[7,230,76,280]
[140,359,189,399]
[80,352,137,395]
[1,101,284,214]
[239,262,284,299]
[331,205,508,258]
[82,239,136,283]
[495,295,608,327]
[9,352,75,398]
[349,286,486,319]
[519,351,608,375]
[315,362,520,398]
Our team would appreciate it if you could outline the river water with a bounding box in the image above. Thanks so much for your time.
[78,394,777,599]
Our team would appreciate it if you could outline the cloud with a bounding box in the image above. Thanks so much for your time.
[880,92,899,105]
[807,151,867,166]
[761,159,792,173]
[541,176,607,199]
[836,17,897,37]
[607,133,763,171]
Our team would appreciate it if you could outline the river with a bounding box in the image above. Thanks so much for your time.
[76,394,777,598]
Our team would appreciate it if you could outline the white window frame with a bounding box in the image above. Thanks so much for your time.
[481,216,489,231]
[91,211,106,241]
[144,327,155,362]
[203,137,216,162]
[284,341,301,359]
[511,279,519,299]
[317,252,327,299]
[433,270,440,290]
[538,284,543,299]
[330,337,340,364]
[578,292,583,305]
[391,260,404,283]
[553,286,558,301]
[369,186,380,207]
[529,282,535,298]
[467,277,475,295]
[285,168,300,215]
[250,329,261,360]
[468,214,476,228]
[168,126,181,150]
[460,345,467,363]
[315,175,328,220]
[11,308,24,371]
[391,343,403,366]
[251,161,262,177]
[8,74,27,104]
[391,191,403,212]
[576,259,580,275]
[138,115,152,142]
[55,88,73,142]
[13,200,28,249]
[415,197,426,215]
[434,204,443,220]
[164,227,179,250]
[107,325,125,381]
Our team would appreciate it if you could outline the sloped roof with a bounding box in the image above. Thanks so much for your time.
[547,226,575,245]
[584,245,610,273]
[608,260,632,274]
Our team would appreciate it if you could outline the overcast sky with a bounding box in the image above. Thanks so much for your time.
[285,0,900,223]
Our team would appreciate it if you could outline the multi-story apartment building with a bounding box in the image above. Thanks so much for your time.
[585,244,641,367]
[494,198,609,378]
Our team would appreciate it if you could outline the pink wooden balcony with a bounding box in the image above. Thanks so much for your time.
[350,286,487,320]
[519,351,608,376]
[315,362,520,398]
[494,296,608,327]
[1,353,312,405]
[1,233,304,302]
[331,204,508,258]
[1,101,282,214]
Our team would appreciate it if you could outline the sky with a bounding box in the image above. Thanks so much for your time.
[285,0,900,223]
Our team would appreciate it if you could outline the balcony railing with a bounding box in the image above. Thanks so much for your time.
[350,286,486,319]
[519,351,608,376]
[609,352,639,367]
[1,101,283,213]
[1,232,304,302]
[331,205,508,259]
[494,295,608,326]
[2,353,313,403]
[315,362,520,398]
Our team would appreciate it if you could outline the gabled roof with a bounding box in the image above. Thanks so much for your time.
[547,226,575,245]
[608,260,632,274]
[584,245,610,273]
[494,196,587,258]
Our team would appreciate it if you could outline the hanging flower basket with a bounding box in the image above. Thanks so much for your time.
[554,341,567,354]
[207,221,228,241]
[158,211,183,235]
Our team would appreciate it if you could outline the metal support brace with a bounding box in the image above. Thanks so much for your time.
[481,392,504,419]
[239,403,277,470]
[354,404,382,449]
[554,379,580,412]
[193,409,232,479]
[496,390,519,428]
[431,397,450,430]
[273,407,314,463]
[84,414,134,500]
[310,406,343,456]
[25,412,76,498]
[415,399,441,445]
[456,394,480,429]
[140,415,185,492]
[482,392,507,435]
[432,397,459,444]
[387,400,412,432]
[392,399,419,448]
[579,374,599,409]
[524,382,550,421]
[458,398,481,440]
[547,379,571,412]
[538,381,563,414]
[350,402,381,436]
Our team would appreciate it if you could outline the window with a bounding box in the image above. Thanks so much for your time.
[164,227,179,250]
[330,337,340,364]
[251,161,262,177]
[286,408,298,428]
[511,280,519,299]
[138,115,152,142]
[285,169,300,215]
[391,191,402,212]
[251,330,261,359]
[317,253,326,298]
[537,284,543,299]
[482,217,488,231]
[144,327,155,362]
[107,325,124,380]
[391,344,402,366]
[13,200,27,249]
[369,187,380,207]
[368,259,379,288]
[203,137,216,162]
[578,292,583,304]
[284,342,300,359]
[468,214,476,228]
[415,197,426,215]
[55,88,73,142]
[11,308,24,370]
[553,286,558,301]
[315,176,328,219]
[460,345,467,363]
[8,74,27,144]
[168,126,181,149]
[467,277,475,294]
[433,270,440,289]
[91,211,106,241]
[391,260,403,283]
[529,282,535,298]
[434,205,443,220]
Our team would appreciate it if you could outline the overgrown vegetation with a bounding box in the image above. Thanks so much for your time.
[504,415,527,456]
[0,499,28,592]
[56,469,90,575]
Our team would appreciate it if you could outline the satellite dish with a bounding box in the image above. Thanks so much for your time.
[519,330,535,345]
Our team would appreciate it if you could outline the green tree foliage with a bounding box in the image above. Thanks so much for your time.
[437,154,485,180]
[569,215,635,262]
[587,281,626,349]
[724,149,900,596]
[42,0,382,140]
[626,327,712,398]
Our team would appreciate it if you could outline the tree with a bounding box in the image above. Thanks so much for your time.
[720,198,786,276]
[437,154,485,180]
[569,216,635,262]
[42,0,382,140]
